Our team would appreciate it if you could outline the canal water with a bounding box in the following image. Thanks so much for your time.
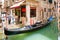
[7,19,58,40]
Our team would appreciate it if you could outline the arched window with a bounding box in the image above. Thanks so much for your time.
[48,0,52,4]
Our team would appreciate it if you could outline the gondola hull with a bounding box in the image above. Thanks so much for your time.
[4,21,51,35]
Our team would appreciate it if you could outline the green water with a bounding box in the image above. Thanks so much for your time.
[7,19,58,40]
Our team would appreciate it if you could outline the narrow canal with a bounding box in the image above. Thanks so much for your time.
[7,19,58,40]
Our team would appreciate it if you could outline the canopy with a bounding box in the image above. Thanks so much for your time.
[10,0,25,9]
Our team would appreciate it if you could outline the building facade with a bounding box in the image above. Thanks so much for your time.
[0,2,2,16]
[58,0,60,30]
[3,0,57,27]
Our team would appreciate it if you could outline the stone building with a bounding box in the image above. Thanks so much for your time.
[0,2,2,16]
[3,0,57,26]
[58,0,60,30]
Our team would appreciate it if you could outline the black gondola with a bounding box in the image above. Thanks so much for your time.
[4,16,53,35]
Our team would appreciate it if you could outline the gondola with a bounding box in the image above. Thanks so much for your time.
[4,16,53,35]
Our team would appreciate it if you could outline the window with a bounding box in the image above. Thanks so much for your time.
[48,9,51,12]
[12,0,14,2]
[21,5,26,17]
[48,0,52,3]
[5,1,8,6]
[54,1,56,5]
[59,16,60,19]
[59,6,60,8]
[59,10,60,12]
[15,9,20,16]
[47,12,48,17]
[30,7,36,17]
[43,0,46,1]
[44,8,46,12]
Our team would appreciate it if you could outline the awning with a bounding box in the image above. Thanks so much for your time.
[10,0,25,9]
